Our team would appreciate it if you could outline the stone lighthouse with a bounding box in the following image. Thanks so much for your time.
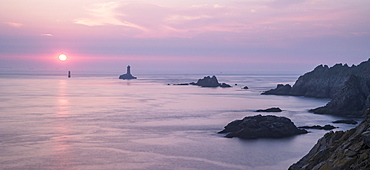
[127,65,131,74]
[119,65,137,79]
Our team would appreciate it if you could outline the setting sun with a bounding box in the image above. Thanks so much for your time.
[58,54,67,61]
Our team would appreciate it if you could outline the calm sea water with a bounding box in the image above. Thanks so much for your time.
[0,71,358,170]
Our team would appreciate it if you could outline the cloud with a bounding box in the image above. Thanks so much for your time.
[3,22,23,28]
[74,1,146,31]
[267,0,308,8]
[166,15,212,21]
[41,34,53,37]
[70,0,370,44]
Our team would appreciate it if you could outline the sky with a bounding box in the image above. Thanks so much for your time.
[1,0,370,74]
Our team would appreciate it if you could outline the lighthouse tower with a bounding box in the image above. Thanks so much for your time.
[127,65,131,74]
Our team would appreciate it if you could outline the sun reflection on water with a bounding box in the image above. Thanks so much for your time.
[52,79,73,168]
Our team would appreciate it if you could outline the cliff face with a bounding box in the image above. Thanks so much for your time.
[311,75,370,116]
[289,109,370,170]
[263,58,370,116]
[289,64,352,98]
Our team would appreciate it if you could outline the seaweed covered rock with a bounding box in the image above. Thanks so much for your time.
[218,115,307,139]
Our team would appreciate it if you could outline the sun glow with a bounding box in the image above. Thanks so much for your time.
[58,54,67,61]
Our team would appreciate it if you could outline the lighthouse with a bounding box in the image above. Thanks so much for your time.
[119,65,137,79]
[127,65,131,74]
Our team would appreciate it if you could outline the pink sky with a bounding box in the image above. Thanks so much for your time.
[1,0,370,74]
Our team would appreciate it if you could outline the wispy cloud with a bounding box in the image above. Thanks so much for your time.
[3,22,23,28]
[166,15,212,21]
[41,33,53,37]
[74,1,146,31]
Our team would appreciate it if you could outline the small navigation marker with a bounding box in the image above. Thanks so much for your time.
[68,71,71,78]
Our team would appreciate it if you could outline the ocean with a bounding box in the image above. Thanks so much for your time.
[0,71,359,169]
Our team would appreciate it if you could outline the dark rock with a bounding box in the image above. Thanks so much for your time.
[363,131,370,148]
[196,75,219,87]
[262,84,291,95]
[310,74,369,116]
[218,120,243,134]
[332,119,358,125]
[218,115,307,139]
[119,65,137,80]
[173,83,190,86]
[298,124,337,130]
[242,86,249,89]
[263,59,370,117]
[189,76,231,88]
[289,109,370,170]
[220,83,232,88]
[255,107,282,112]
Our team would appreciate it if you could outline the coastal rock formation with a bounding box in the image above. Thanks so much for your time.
[310,74,370,116]
[119,65,137,80]
[262,84,291,95]
[289,109,370,170]
[298,125,337,130]
[218,115,307,139]
[262,59,370,117]
[255,107,282,112]
[192,76,231,88]
[333,119,358,125]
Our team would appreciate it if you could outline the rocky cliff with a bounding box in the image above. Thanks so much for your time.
[289,109,370,170]
[263,59,370,117]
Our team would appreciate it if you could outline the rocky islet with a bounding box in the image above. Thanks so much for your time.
[218,114,307,139]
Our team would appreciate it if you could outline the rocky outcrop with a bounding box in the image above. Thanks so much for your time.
[310,74,370,116]
[333,119,358,125]
[289,109,370,170]
[262,84,292,95]
[218,115,307,139]
[191,76,231,88]
[255,107,282,112]
[298,125,337,130]
[262,59,370,117]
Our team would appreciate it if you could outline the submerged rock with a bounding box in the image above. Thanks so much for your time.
[289,109,370,170]
[255,107,282,112]
[218,115,307,139]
